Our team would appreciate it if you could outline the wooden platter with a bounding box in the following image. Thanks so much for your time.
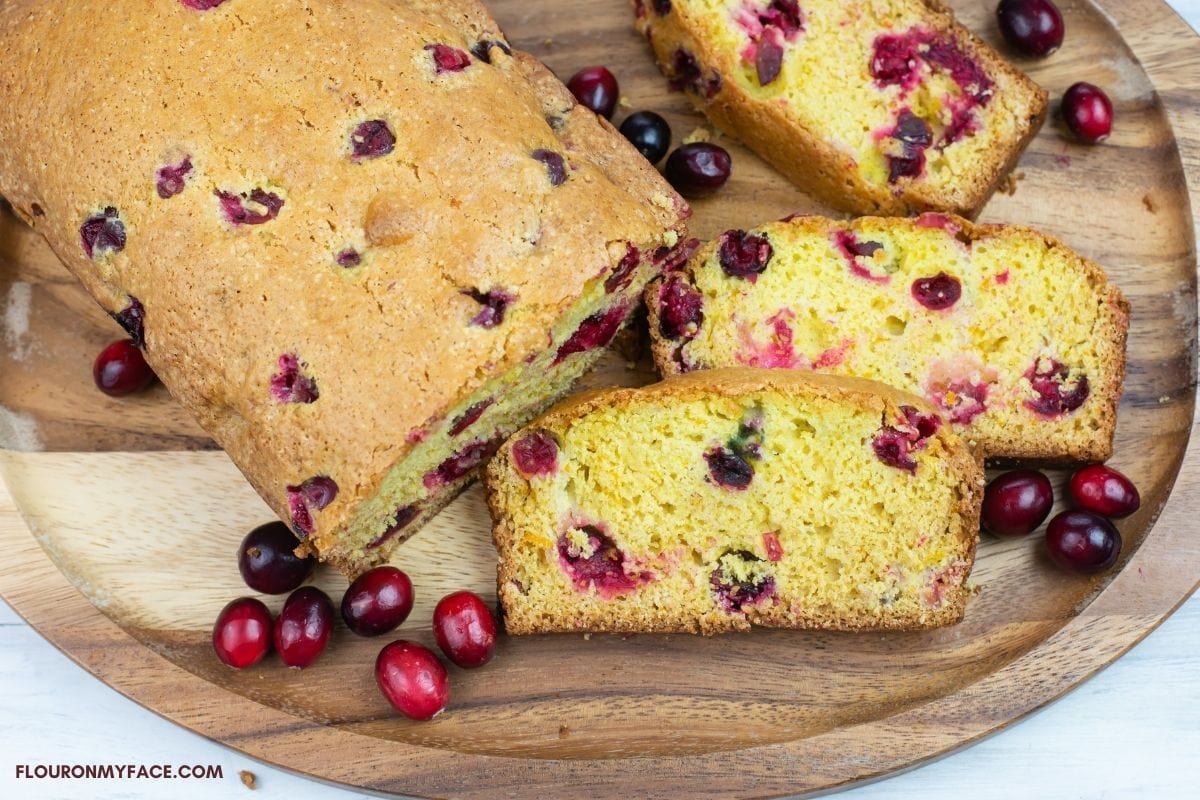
[1,0,1198,797]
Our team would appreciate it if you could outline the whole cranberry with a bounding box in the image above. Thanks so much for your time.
[274,586,334,668]
[619,111,672,164]
[982,469,1054,537]
[996,0,1065,58]
[212,597,272,669]
[375,641,449,721]
[93,339,156,397]
[1062,82,1113,144]
[433,591,497,669]
[341,566,414,637]
[238,521,314,594]
[567,66,619,119]
[1045,510,1121,573]
[664,143,732,197]
[1069,464,1141,519]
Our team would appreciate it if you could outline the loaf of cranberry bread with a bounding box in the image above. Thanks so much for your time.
[647,214,1129,462]
[487,368,982,634]
[0,0,690,574]
[633,0,1048,217]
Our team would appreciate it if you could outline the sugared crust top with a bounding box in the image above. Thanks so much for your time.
[0,0,686,534]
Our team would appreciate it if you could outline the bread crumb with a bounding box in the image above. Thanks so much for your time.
[239,770,257,790]
[582,632,591,640]
[1159,395,1171,404]
[4,282,32,361]
[558,725,571,738]
[618,96,631,109]
[998,174,1017,196]
[682,127,712,144]
[1143,193,1158,213]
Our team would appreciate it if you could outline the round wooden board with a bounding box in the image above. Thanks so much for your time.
[1,0,1198,797]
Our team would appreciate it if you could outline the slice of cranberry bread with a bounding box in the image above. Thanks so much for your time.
[633,0,1047,217]
[0,0,690,575]
[487,368,982,635]
[647,214,1129,462]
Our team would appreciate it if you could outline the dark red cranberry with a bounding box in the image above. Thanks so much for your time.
[93,339,156,397]
[652,0,671,13]
[512,431,559,477]
[718,229,772,281]
[238,521,314,594]
[350,120,396,160]
[887,110,933,183]
[376,641,449,720]
[558,526,647,596]
[1024,357,1089,417]
[216,188,284,225]
[997,0,1065,58]
[871,34,920,86]
[155,157,193,199]
[655,237,701,272]
[426,43,471,74]
[758,0,804,36]
[658,275,704,340]
[665,143,731,197]
[756,37,785,85]
[605,245,641,294]
[532,149,568,186]
[553,303,628,364]
[705,446,754,490]
[872,406,941,472]
[463,288,515,328]
[1062,82,1113,144]
[336,248,362,267]
[982,470,1054,537]
[433,591,497,669]
[342,566,414,637]
[286,476,338,537]
[930,378,991,424]
[449,399,494,436]
[1045,510,1121,573]
[1069,464,1141,519]
[269,353,319,404]
[912,273,962,310]
[423,437,502,490]
[711,551,776,612]
[667,49,722,97]
[181,0,227,9]
[366,505,421,550]
[110,298,146,347]
[619,111,672,164]
[470,39,511,63]
[274,587,334,669]
[212,597,272,669]
[567,66,619,120]
[80,207,126,259]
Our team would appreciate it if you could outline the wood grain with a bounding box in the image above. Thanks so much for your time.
[0,0,1197,797]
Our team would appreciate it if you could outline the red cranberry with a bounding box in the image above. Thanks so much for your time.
[274,587,334,669]
[366,505,421,551]
[1025,357,1089,417]
[423,437,503,489]
[212,597,272,669]
[705,446,754,489]
[887,110,933,183]
[375,641,449,720]
[342,566,414,637]
[237,521,314,594]
[350,120,396,160]
[711,551,776,613]
[433,591,497,669]
[756,38,785,85]
[912,273,962,310]
[512,431,559,477]
[449,399,494,436]
[558,526,648,597]
[718,230,773,281]
[463,287,515,328]
[664,143,731,198]
[553,303,628,364]
[470,39,511,63]
[567,66,619,119]
[1062,82,1113,144]
[1069,464,1141,519]
[982,470,1054,537]
[997,0,1065,58]
[426,43,471,74]
[270,353,319,404]
[872,406,940,472]
[156,156,193,199]
[532,149,568,186]
[1045,510,1121,573]
[336,248,362,267]
[286,476,338,537]
[605,244,641,294]
[181,0,228,9]
[93,339,156,397]
[80,207,126,259]
[216,188,284,225]
[110,298,145,347]
[619,111,671,164]
[658,276,704,341]
[667,49,722,97]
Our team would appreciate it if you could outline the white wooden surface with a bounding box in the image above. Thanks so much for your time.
[3,2,1200,797]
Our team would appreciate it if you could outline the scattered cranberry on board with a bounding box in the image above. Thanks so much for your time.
[1045,510,1122,573]
[567,66,619,120]
[981,469,1055,537]
[433,591,497,669]
[93,338,156,397]
[664,142,732,198]
[1062,82,1113,144]
[341,566,414,637]
[212,597,272,669]
[996,0,1064,58]
[237,521,314,595]
[1069,464,1141,519]
[274,586,334,669]
[619,110,672,165]
[375,641,449,721]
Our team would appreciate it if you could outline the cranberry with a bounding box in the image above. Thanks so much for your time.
[80,207,126,259]
[238,521,314,594]
[181,0,228,9]
[1045,510,1121,573]
[558,526,648,596]
[756,37,785,85]
[433,591,497,669]
[110,298,146,347]
[93,339,156,397]
[375,641,449,721]
[718,229,773,281]
[286,476,338,537]
[426,43,471,74]
[553,303,628,364]
[463,287,514,328]
[350,120,396,160]
[605,244,641,294]
[664,143,731,197]
[336,248,362,267]
[1062,82,1113,144]
[423,437,502,489]
[449,399,494,436]
[470,39,511,63]
[212,597,272,669]
[982,470,1054,537]
[216,188,284,226]
[667,49,722,97]
[658,276,704,340]
[342,566,415,636]
[871,34,920,86]
[997,0,1065,58]
[711,551,775,612]
[512,431,559,477]
[274,586,334,669]
[1069,464,1141,519]
[1025,357,1089,417]
[366,505,421,550]
[155,157,193,199]
[887,110,933,183]
[619,111,672,164]
[270,353,319,404]
[652,0,671,14]
[532,149,568,186]
[872,406,940,472]
[912,273,962,310]
[705,446,754,489]
[567,66,619,119]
